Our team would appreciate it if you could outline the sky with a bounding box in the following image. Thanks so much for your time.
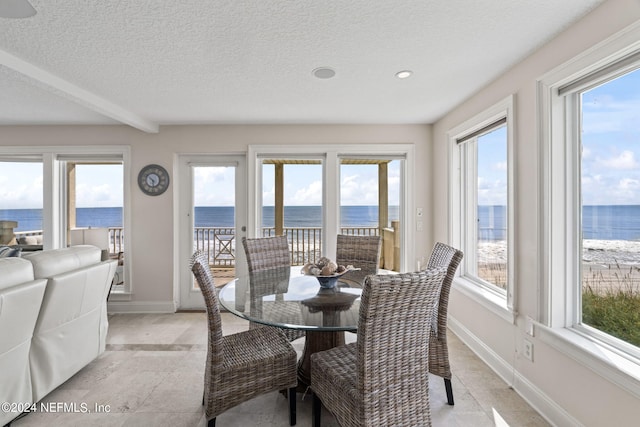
[0,160,400,209]
[194,161,401,207]
[474,67,640,207]
[477,126,508,206]
[581,68,640,205]
[1,67,638,209]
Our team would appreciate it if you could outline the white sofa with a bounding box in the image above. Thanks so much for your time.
[0,246,116,425]
[0,258,47,427]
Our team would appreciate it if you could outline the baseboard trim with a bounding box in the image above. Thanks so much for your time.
[448,316,583,427]
[107,300,176,313]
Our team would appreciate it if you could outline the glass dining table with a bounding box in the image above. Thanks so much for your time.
[218,266,362,390]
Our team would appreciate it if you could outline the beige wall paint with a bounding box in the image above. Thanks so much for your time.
[0,124,432,303]
[432,0,640,424]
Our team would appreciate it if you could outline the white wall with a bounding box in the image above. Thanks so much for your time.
[0,124,432,311]
[432,0,640,425]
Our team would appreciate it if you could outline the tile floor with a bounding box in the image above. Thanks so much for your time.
[12,312,550,427]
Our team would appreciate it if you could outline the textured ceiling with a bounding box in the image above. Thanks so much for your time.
[0,0,605,132]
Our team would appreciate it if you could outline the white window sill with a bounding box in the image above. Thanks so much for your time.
[537,324,640,399]
[453,277,515,324]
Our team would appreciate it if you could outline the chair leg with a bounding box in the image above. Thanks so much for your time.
[207,418,216,427]
[312,393,321,427]
[288,387,297,426]
[444,378,454,405]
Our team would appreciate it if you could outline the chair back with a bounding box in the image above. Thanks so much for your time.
[242,236,290,273]
[241,236,304,342]
[242,236,291,296]
[190,251,223,365]
[426,242,463,337]
[357,268,446,424]
[336,234,382,285]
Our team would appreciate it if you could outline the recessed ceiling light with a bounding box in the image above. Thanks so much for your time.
[395,70,413,79]
[313,67,336,79]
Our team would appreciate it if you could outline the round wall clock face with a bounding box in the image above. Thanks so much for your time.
[138,164,170,196]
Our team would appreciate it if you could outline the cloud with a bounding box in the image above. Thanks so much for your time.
[262,185,275,206]
[340,173,378,206]
[599,150,638,170]
[478,177,507,205]
[195,167,226,183]
[581,172,640,205]
[193,167,235,206]
[290,180,323,205]
[0,173,43,209]
[76,183,122,207]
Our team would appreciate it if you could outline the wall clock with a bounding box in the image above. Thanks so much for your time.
[138,164,170,196]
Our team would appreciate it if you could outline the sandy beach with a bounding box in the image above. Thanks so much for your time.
[478,239,640,294]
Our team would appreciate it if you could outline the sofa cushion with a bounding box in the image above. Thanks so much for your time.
[24,245,101,279]
[28,256,116,401]
[0,258,34,290]
[0,245,22,258]
[0,261,47,426]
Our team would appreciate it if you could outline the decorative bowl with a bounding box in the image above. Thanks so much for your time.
[312,270,353,289]
[315,275,341,289]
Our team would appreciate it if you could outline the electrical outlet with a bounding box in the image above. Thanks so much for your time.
[523,339,534,362]
[417,220,423,231]
[416,207,423,217]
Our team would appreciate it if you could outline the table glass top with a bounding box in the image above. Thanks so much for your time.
[218,267,362,331]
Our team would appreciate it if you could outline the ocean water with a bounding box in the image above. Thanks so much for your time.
[3,205,640,241]
[196,205,398,227]
[0,206,399,232]
[0,207,124,232]
[479,205,640,241]
[583,205,640,240]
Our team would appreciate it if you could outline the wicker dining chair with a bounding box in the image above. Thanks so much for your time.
[310,268,447,427]
[425,242,464,406]
[190,251,298,427]
[242,236,305,342]
[335,234,382,286]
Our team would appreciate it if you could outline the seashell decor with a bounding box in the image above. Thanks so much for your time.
[301,256,356,277]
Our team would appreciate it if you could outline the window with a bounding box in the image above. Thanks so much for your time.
[339,159,401,271]
[579,69,640,350]
[249,145,414,272]
[540,27,640,381]
[553,61,640,352]
[449,96,515,316]
[0,160,44,243]
[260,160,323,265]
[0,146,131,297]
[68,162,125,289]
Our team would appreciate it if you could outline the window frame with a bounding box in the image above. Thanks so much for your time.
[448,95,516,322]
[537,21,640,395]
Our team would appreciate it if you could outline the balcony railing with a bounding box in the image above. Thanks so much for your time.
[14,228,125,256]
[188,226,380,267]
[14,226,382,268]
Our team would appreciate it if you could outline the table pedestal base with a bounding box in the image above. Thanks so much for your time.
[297,330,346,390]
